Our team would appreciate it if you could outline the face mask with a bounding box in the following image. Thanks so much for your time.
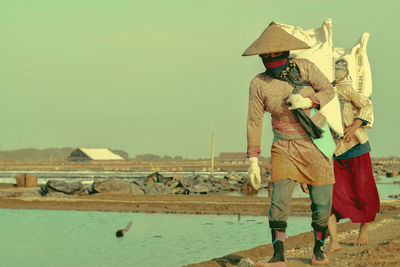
[260,51,290,78]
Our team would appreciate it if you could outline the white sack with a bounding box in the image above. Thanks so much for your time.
[334,33,373,98]
[278,18,335,81]
[278,19,344,136]
[334,33,374,127]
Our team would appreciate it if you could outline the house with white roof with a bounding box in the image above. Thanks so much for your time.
[66,147,124,161]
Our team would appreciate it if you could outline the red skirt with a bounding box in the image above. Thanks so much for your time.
[332,152,380,223]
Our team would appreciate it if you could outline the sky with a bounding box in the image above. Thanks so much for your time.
[0,0,399,158]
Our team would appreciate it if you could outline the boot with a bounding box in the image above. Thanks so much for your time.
[312,224,329,265]
[255,221,288,267]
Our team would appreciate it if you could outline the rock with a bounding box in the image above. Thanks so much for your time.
[163,176,175,185]
[227,179,239,185]
[190,175,208,186]
[143,183,171,194]
[191,182,211,194]
[220,179,231,186]
[145,172,165,184]
[167,180,186,189]
[224,172,244,181]
[171,187,184,194]
[44,180,84,195]
[93,178,144,194]
[238,258,255,267]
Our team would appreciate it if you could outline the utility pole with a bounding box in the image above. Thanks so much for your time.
[211,122,215,176]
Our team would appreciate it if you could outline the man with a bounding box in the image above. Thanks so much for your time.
[327,59,380,252]
[243,22,335,266]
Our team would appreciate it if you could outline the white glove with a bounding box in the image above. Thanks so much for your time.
[287,94,313,110]
[247,157,261,190]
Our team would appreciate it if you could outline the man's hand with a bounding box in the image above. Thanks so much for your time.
[248,157,261,191]
[300,183,309,194]
[343,119,363,143]
[287,94,313,110]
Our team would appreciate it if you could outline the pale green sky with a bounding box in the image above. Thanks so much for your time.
[0,0,398,158]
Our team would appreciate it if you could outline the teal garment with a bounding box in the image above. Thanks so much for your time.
[272,109,336,159]
[334,142,371,160]
[310,108,336,159]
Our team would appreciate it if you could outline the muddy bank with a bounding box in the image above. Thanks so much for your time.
[1,188,400,216]
[184,208,400,267]
[0,188,301,215]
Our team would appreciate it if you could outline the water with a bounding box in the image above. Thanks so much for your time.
[1,171,398,266]
[0,209,311,267]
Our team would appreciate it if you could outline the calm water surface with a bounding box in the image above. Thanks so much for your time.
[0,209,311,267]
[0,172,398,266]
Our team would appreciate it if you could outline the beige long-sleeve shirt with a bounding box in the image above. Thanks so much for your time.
[247,58,336,185]
[334,82,373,156]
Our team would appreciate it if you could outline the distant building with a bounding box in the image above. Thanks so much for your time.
[66,147,124,161]
[218,152,247,164]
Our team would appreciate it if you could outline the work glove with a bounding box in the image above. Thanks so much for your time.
[247,157,261,191]
[287,94,313,110]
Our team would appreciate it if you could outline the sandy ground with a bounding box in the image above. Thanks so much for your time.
[2,188,400,266]
[184,208,400,267]
[0,187,313,216]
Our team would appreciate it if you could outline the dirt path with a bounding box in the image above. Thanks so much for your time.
[184,206,400,267]
[0,190,312,215]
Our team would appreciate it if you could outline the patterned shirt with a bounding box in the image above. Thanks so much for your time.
[334,83,373,157]
[247,58,336,185]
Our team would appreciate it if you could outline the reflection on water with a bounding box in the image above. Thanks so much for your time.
[0,209,311,267]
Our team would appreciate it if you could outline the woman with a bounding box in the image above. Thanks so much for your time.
[327,59,380,252]
[244,22,335,266]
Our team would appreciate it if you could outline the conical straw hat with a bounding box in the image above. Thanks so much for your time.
[242,22,311,56]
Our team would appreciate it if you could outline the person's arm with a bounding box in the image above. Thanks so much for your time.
[247,77,265,158]
[338,84,374,127]
[246,76,265,191]
[342,119,363,143]
[297,59,335,109]
[337,84,374,142]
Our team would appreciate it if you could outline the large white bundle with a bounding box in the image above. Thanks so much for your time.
[278,19,343,136]
[334,33,372,98]
[278,18,335,81]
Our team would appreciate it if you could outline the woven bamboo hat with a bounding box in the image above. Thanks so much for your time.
[242,22,311,56]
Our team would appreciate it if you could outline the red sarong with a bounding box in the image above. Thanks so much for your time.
[332,152,380,223]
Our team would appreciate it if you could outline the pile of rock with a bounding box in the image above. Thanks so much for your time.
[138,171,248,195]
[38,171,270,196]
